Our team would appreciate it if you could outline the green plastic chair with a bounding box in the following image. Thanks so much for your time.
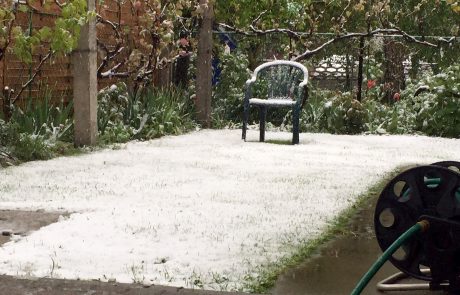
[242,60,309,144]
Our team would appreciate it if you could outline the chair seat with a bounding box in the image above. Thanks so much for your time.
[249,98,296,107]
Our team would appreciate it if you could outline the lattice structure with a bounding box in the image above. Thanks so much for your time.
[310,55,358,91]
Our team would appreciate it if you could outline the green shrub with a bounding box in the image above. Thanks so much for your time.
[402,64,460,137]
[0,93,75,165]
[98,84,196,144]
[296,89,366,134]
[294,62,460,138]
[212,51,251,127]
[362,63,460,137]
[320,92,366,134]
[11,133,52,161]
[11,94,74,142]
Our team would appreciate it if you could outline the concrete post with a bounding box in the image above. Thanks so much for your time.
[72,0,97,146]
[195,0,214,128]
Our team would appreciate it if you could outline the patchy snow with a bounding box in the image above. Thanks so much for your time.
[0,130,459,290]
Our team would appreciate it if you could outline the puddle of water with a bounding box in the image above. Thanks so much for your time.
[0,210,65,245]
[272,201,446,295]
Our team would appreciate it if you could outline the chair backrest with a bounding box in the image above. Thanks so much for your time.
[246,60,309,101]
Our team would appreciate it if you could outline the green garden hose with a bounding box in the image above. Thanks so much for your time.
[350,220,430,295]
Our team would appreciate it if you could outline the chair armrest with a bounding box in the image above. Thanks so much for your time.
[299,80,308,88]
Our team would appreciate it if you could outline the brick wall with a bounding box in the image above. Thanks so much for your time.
[0,0,174,111]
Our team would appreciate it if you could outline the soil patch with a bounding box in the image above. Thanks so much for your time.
[0,275,253,295]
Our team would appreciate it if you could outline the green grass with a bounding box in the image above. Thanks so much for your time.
[243,167,407,294]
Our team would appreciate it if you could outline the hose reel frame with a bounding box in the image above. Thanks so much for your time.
[374,161,460,291]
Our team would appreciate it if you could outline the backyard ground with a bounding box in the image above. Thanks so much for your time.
[0,129,459,292]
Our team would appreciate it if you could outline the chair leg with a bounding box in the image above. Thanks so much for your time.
[292,107,300,145]
[259,106,267,142]
[242,105,249,141]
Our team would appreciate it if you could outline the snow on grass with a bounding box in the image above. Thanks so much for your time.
[0,130,459,290]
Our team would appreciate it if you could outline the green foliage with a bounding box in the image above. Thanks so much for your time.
[98,83,196,144]
[0,92,75,164]
[1,83,197,166]
[9,131,52,161]
[8,0,91,65]
[294,63,460,138]
[326,94,367,134]
[297,89,367,134]
[401,64,460,137]
[11,95,74,142]
[212,51,250,127]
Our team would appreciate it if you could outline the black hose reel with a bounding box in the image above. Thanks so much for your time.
[374,161,460,292]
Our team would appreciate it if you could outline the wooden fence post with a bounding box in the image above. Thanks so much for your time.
[195,0,214,128]
[72,0,97,146]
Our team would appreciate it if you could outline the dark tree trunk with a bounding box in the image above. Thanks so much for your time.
[356,37,365,102]
[382,40,406,103]
[2,87,13,122]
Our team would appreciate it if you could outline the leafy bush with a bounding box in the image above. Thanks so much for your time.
[402,64,460,137]
[10,132,52,162]
[10,94,74,142]
[98,83,196,144]
[296,89,366,134]
[319,92,366,134]
[292,62,459,138]
[212,51,251,127]
[0,83,196,166]
[0,93,75,165]
[362,97,417,135]
[362,63,460,137]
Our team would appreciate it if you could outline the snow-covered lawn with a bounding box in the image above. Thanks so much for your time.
[0,130,459,290]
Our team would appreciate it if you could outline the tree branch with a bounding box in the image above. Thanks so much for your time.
[294,28,444,61]
[11,51,53,104]
[218,21,455,62]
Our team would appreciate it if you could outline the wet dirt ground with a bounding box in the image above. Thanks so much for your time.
[0,210,256,295]
[272,199,447,295]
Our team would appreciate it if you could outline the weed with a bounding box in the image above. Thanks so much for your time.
[128,262,146,284]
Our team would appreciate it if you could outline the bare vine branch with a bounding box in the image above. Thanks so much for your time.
[11,51,53,104]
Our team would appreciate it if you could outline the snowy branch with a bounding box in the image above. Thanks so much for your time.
[218,22,456,61]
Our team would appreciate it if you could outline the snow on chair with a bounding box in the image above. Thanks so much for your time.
[242,60,309,144]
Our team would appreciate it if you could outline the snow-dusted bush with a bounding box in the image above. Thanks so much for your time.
[401,64,460,137]
[363,63,460,137]
[212,51,251,127]
[297,88,367,134]
[293,63,460,138]
[0,94,74,165]
[97,83,196,143]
